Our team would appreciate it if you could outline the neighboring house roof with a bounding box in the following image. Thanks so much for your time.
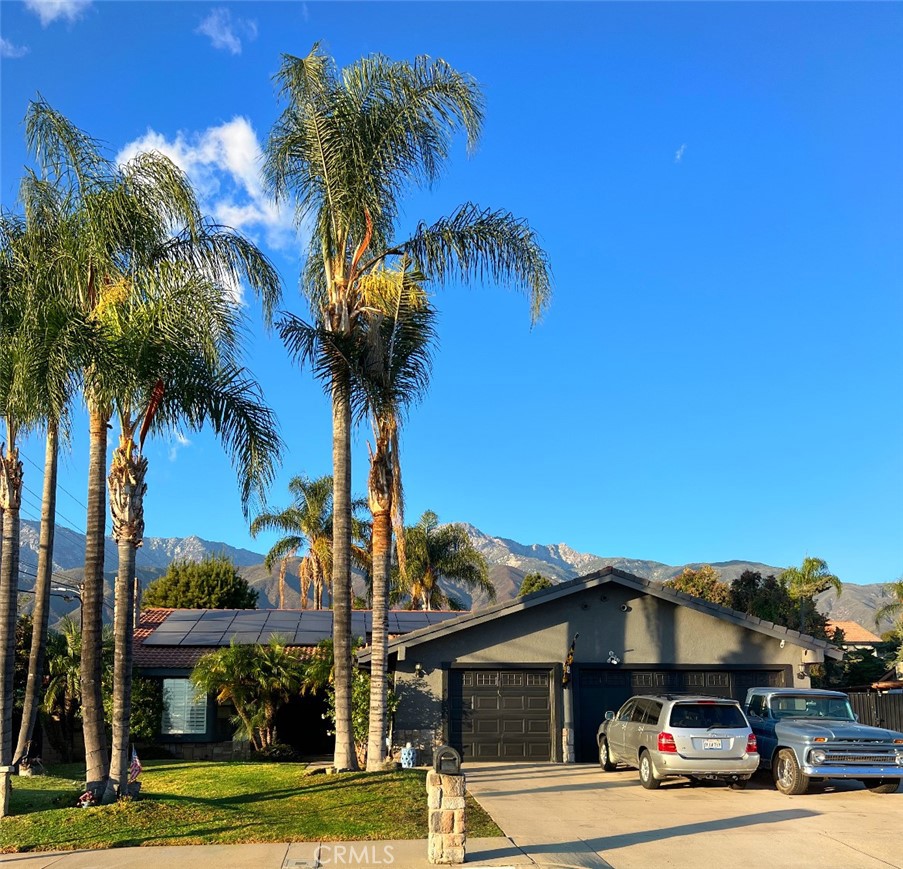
[358,566,844,662]
[134,607,460,671]
[825,620,883,643]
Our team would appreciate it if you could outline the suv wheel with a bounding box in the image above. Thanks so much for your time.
[638,751,660,790]
[598,738,615,772]
[861,779,900,794]
[773,749,809,795]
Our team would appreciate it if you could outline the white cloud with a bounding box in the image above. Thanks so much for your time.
[24,0,91,26]
[116,117,297,261]
[196,7,257,55]
[0,37,30,58]
[674,143,687,164]
[168,433,192,463]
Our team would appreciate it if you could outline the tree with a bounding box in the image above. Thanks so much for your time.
[350,266,436,769]
[876,577,903,643]
[781,556,842,634]
[729,570,829,638]
[663,566,731,606]
[190,640,306,751]
[7,176,85,772]
[24,100,282,798]
[42,617,84,763]
[143,555,258,610]
[402,511,493,610]
[519,573,554,596]
[266,46,551,770]
[251,475,337,610]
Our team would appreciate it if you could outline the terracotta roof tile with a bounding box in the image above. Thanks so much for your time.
[825,620,882,643]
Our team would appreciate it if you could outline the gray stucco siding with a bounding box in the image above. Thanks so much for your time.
[392,583,814,740]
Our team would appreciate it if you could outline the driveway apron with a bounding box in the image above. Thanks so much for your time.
[464,762,902,869]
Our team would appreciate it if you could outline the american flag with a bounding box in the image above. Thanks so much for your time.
[128,746,142,783]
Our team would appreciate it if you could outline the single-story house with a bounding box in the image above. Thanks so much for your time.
[825,619,884,654]
[359,567,843,764]
[134,607,458,759]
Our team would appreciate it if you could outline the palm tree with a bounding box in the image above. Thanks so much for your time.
[191,640,305,751]
[42,617,84,763]
[876,578,903,641]
[781,556,842,634]
[0,214,29,792]
[24,101,282,797]
[251,475,336,610]
[8,177,84,771]
[266,45,551,770]
[352,267,436,769]
[402,511,494,611]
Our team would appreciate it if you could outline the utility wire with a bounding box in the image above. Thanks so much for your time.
[21,481,86,536]
[19,449,89,512]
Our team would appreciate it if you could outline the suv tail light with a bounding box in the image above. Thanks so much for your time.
[658,732,677,753]
[746,733,758,754]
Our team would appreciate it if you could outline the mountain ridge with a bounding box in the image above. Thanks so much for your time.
[15,519,895,633]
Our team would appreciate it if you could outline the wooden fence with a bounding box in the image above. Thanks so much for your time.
[846,692,903,732]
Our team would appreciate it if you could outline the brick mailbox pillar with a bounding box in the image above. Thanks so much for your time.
[427,746,465,864]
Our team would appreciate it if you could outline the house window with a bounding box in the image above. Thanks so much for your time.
[162,679,207,735]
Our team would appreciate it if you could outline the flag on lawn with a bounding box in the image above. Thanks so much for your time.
[128,746,142,783]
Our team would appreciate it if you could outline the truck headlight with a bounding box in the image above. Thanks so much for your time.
[895,753,903,767]
[810,749,827,765]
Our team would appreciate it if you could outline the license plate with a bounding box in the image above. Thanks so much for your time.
[703,739,723,750]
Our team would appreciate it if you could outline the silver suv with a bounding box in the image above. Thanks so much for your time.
[597,695,760,789]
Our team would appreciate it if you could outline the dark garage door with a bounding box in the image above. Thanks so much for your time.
[449,669,552,762]
[575,667,786,762]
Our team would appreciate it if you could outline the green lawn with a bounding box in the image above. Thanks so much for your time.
[0,760,501,852]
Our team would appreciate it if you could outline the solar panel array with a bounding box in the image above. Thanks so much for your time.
[143,609,458,647]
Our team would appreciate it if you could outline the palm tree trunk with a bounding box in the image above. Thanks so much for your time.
[14,422,59,769]
[0,442,23,772]
[278,559,286,610]
[331,379,358,770]
[81,407,110,794]
[366,448,392,770]
[106,441,147,801]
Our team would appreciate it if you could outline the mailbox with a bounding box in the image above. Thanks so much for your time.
[433,745,462,775]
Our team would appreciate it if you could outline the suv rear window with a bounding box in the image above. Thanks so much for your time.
[669,702,747,729]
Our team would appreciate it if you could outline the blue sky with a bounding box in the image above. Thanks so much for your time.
[1,1,901,586]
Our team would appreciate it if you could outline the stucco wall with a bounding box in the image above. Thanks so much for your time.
[392,582,816,739]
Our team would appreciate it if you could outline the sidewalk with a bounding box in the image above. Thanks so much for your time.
[0,837,612,869]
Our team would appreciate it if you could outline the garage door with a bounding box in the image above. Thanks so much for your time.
[449,669,552,762]
[575,667,786,762]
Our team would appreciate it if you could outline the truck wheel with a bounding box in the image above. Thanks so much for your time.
[638,751,661,790]
[598,738,615,772]
[862,779,900,794]
[773,749,810,795]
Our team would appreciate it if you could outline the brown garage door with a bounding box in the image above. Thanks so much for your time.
[449,669,552,762]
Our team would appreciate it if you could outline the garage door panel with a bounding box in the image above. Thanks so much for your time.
[450,669,552,762]
[576,666,787,762]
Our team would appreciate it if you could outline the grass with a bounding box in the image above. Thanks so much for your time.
[0,760,502,852]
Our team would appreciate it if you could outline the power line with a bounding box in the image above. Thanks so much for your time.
[21,481,87,536]
[19,450,89,513]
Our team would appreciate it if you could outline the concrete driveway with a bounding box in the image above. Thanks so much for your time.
[464,763,902,869]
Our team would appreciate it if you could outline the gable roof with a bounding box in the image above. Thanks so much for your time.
[825,620,882,643]
[358,566,844,662]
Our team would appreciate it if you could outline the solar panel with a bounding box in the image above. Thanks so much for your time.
[293,629,329,645]
[299,611,332,625]
[228,631,263,644]
[180,631,226,645]
[264,613,303,628]
[165,610,205,621]
[198,610,237,623]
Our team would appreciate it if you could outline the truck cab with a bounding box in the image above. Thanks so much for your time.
[744,687,903,795]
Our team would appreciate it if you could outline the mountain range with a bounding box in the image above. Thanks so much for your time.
[15,519,896,634]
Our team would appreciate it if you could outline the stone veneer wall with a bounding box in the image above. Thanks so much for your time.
[426,771,466,864]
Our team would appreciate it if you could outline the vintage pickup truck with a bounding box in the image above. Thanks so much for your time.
[744,687,903,794]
